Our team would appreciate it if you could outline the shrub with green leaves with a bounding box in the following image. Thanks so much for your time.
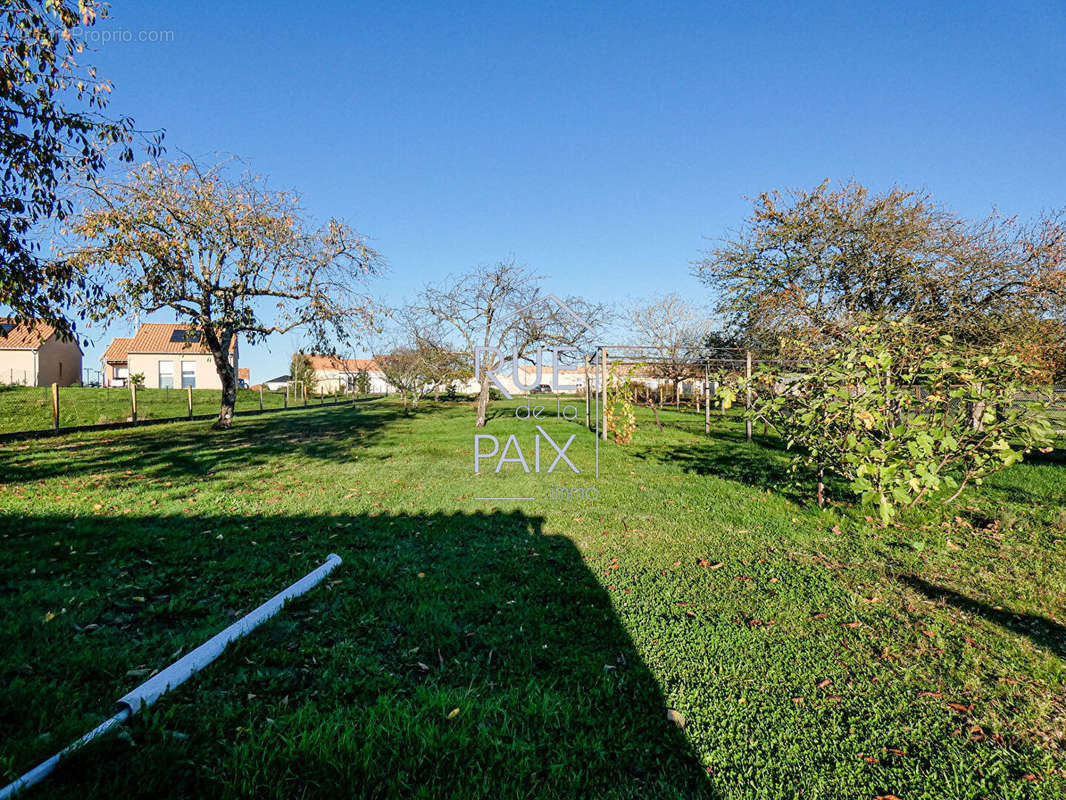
[747,317,1054,522]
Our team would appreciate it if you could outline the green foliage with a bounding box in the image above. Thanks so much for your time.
[354,369,371,395]
[290,354,316,395]
[604,364,637,444]
[128,373,145,388]
[0,1,161,338]
[748,317,1054,522]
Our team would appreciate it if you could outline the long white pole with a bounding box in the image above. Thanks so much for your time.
[0,553,343,800]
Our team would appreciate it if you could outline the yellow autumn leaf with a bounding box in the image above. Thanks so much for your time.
[446,707,460,719]
[43,611,56,623]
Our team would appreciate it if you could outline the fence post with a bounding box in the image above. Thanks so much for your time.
[187,385,193,420]
[745,350,753,442]
[259,387,264,412]
[130,383,138,423]
[600,348,608,442]
[584,355,591,430]
[284,384,289,409]
[51,383,59,431]
[303,384,308,406]
[704,364,710,435]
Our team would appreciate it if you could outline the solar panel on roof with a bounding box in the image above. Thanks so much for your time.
[170,329,202,343]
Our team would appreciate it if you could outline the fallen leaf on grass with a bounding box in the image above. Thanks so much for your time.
[946,702,974,714]
[666,709,685,728]
[816,678,833,690]
[446,708,460,719]
[842,621,863,628]
[917,691,943,698]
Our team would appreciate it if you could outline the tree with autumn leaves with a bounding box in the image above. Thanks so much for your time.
[696,180,1066,379]
[64,159,383,427]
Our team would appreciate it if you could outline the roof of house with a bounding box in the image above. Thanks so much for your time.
[265,374,291,384]
[0,318,58,351]
[127,323,236,355]
[102,337,132,363]
[238,367,249,380]
[305,354,381,372]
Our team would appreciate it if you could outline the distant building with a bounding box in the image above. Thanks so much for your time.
[101,337,132,387]
[102,323,237,389]
[263,375,291,391]
[304,355,392,394]
[0,319,82,387]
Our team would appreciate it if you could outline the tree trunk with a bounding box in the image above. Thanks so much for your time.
[475,372,491,428]
[216,359,237,429]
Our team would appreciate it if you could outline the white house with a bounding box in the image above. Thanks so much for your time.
[102,323,237,390]
[0,319,82,386]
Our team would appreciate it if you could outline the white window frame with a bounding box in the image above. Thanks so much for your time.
[158,360,175,389]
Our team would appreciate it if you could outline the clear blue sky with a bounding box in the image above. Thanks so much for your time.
[73,0,1065,383]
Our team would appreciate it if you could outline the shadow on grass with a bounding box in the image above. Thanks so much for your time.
[0,510,714,799]
[0,401,414,484]
[899,575,1066,660]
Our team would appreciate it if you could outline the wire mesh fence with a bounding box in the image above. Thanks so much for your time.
[0,384,343,437]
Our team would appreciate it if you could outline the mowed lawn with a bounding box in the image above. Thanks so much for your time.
[0,386,299,433]
[0,397,1064,799]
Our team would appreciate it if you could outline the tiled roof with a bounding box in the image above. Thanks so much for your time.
[238,367,250,380]
[305,354,380,372]
[102,337,131,363]
[127,323,236,354]
[0,318,56,350]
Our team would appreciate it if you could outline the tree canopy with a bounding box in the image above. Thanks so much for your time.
[65,159,382,426]
[696,180,1066,377]
[0,0,161,338]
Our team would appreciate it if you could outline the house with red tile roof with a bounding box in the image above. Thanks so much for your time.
[100,337,132,387]
[0,319,82,386]
[103,323,238,390]
[302,354,390,393]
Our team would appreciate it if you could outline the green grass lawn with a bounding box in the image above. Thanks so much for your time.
[0,397,1063,798]
[0,385,351,433]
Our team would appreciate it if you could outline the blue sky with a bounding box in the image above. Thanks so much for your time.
[70,0,1066,383]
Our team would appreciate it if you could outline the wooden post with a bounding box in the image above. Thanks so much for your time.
[745,350,753,442]
[600,347,608,441]
[187,385,193,420]
[303,383,308,406]
[130,383,138,423]
[51,383,59,431]
[259,386,264,411]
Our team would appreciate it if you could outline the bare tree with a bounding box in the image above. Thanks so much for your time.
[422,259,608,427]
[65,158,383,427]
[628,293,709,408]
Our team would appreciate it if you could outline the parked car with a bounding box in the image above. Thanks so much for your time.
[529,384,552,394]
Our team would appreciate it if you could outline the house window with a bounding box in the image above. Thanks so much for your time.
[115,366,128,379]
[181,361,196,389]
[158,361,174,388]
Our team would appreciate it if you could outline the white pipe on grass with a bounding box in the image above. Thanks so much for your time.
[0,553,342,800]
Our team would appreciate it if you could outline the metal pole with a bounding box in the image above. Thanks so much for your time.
[51,383,59,432]
[187,385,193,420]
[584,355,591,430]
[704,364,710,435]
[259,387,264,412]
[600,348,608,441]
[745,350,753,442]
[130,383,137,424]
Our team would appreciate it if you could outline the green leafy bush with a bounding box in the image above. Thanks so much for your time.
[748,317,1054,522]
